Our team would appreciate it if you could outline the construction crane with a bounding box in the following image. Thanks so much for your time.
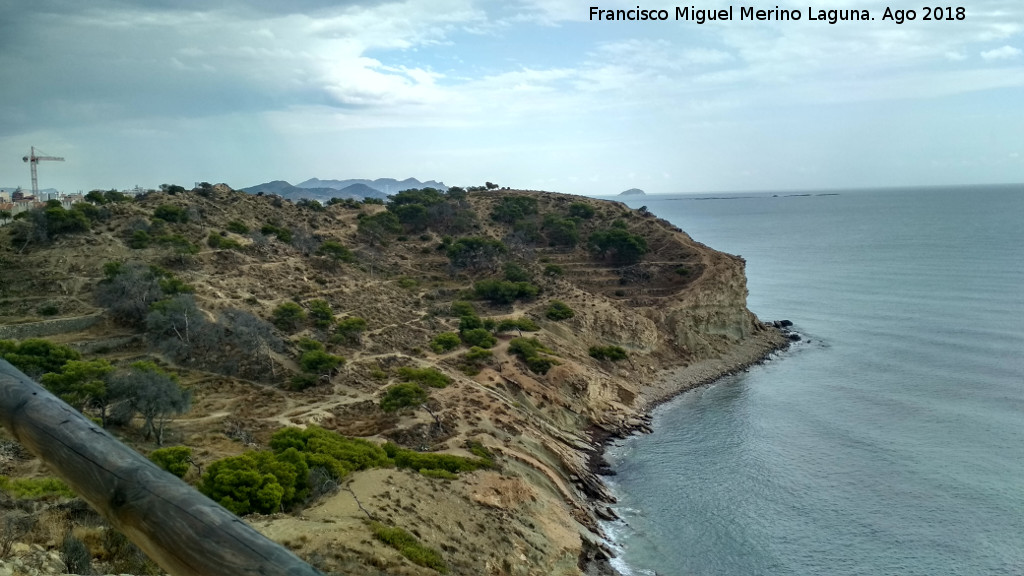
[22,146,64,198]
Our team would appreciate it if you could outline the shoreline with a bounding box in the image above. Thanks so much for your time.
[581,325,790,576]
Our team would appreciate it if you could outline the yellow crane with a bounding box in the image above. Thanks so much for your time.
[22,146,64,197]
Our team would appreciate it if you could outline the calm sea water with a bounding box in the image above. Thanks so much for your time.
[608,185,1024,576]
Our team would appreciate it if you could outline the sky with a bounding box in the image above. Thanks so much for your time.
[0,0,1022,195]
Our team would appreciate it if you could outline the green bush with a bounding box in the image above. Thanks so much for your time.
[567,202,596,219]
[269,426,390,479]
[153,204,188,223]
[503,262,531,282]
[299,349,345,374]
[446,237,507,270]
[208,233,243,250]
[317,240,354,262]
[271,302,306,331]
[0,338,81,378]
[396,367,451,388]
[460,328,496,349]
[128,229,151,249]
[0,476,75,499]
[449,301,476,317]
[226,220,250,234]
[154,234,200,256]
[357,211,402,244]
[542,214,579,247]
[472,279,539,304]
[307,299,334,328]
[508,337,559,375]
[495,317,540,333]
[545,300,575,321]
[419,468,458,480]
[332,317,367,345]
[370,522,448,574]
[458,314,483,331]
[430,332,461,353]
[490,196,537,223]
[149,446,192,478]
[260,224,293,243]
[543,264,564,277]
[288,373,319,391]
[589,228,648,264]
[383,443,491,474]
[380,382,428,412]
[589,345,628,361]
[198,449,309,515]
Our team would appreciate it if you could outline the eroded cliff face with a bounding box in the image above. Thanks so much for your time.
[437,222,784,576]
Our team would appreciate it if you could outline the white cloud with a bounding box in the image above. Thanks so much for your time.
[981,45,1022,60]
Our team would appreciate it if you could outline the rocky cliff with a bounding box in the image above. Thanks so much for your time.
[0,186,784,575]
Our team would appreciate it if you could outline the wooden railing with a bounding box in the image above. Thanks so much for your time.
[0,359,323,576]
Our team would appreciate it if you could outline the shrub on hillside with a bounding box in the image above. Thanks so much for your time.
[430,332,461,353]
[316,240,354,262]
[379,382,428,412]
[370,522,448,574]
[472,279,539,304]
[545,300,575,321]
[589,228,648,264]
[149,446,193,478]
[271,302,306,331]
[460,328,496,349]
[490,196,538,223]
[446,237,507,271]
[0,338,81,379]
[508,337,559,375]
[198,448,309,515]
[153,204,188,223]
[589,345,629,361]
[396,367,451,389]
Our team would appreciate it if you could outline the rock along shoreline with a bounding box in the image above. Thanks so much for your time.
[580,325,792,575]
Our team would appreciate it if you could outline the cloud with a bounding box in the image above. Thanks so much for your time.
[981,45,1022,60]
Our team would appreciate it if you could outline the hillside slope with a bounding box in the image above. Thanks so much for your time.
[0,185,785,575]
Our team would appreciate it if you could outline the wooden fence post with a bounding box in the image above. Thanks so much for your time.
[0,359,324,576]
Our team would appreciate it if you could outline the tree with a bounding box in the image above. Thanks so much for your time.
[146,294,207,356]
[109,362,191,445]
[357,211,401,245]
[0,338,81,379]
[333,317,367,345]
[490,196,536,223]
[588,228,648,264]
[307,299,334,328]
[542,214,579,247]
[316,241,354,262]
[379,382,429,413]
[39,359,117,425]
[271,302,306,331]
[568,202,596,219]
[198,449,309,516]
[153,204,188,223]
[149,446,193,478]
[95,262,165,326]
[460,328,496,349]
[545,300,575,321]
[446,237,507,272]
[299,349,345,375]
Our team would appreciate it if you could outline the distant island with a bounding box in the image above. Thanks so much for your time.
[619,188,646,196]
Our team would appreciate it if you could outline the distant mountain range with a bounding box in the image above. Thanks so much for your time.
[242,177,448,202]
[619,188,646,196]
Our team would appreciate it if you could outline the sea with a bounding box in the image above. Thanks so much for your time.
[607,185,1024,576]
